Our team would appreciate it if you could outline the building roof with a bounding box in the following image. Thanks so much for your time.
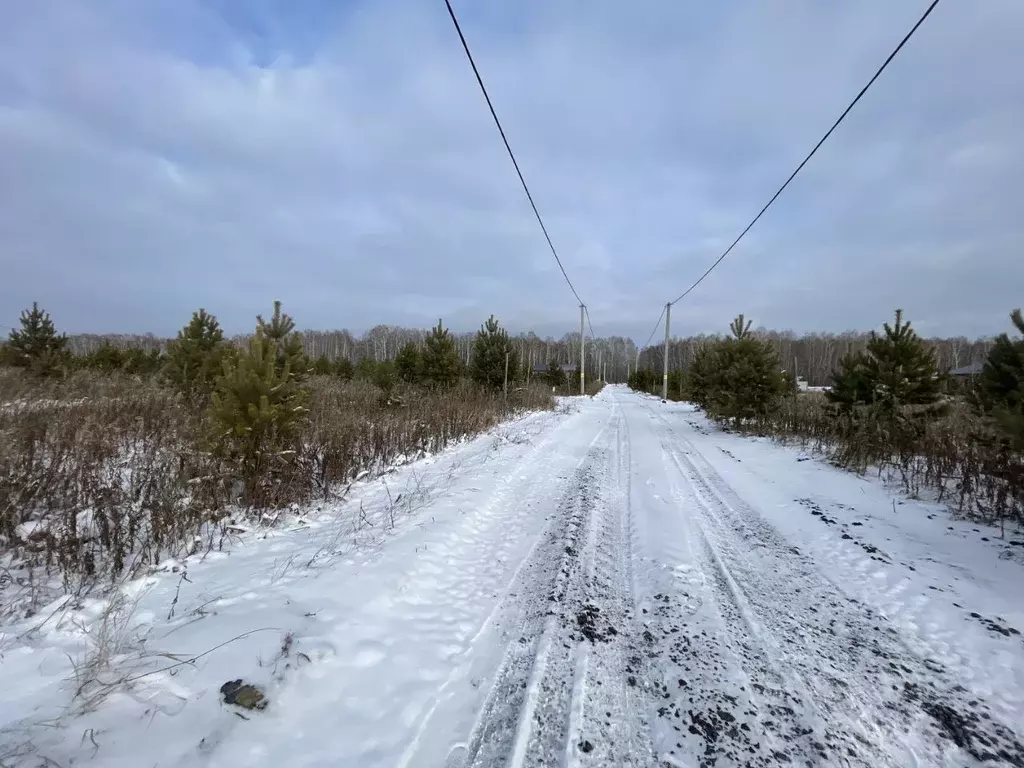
[950,362,985,377]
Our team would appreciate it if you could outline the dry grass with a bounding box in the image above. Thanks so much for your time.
[0,369,555,596]
[753,393,1023,530]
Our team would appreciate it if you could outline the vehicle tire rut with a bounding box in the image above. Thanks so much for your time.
[455,410,652,768]
[642,401,1024,767]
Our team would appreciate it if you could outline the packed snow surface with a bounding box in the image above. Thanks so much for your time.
[2,387,1023,767]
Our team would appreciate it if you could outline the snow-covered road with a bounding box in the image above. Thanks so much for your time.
[4,387,1023,767]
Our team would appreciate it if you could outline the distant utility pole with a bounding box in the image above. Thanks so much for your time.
[598,349,603,384]
[579,304,586,396]
[662,302,671,401]
[504,351,510,398]
[792,355,799,431]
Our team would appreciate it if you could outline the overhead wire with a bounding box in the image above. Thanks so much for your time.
[641,305,667,351]
[666,0,941,307]
[442,0,588,310]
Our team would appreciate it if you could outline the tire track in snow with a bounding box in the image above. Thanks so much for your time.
[453,405,653,768]
[642,399,1024,767]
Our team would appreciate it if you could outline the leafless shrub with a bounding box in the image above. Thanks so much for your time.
[0,370,554,589]
[754,394,1023,529]
[301,378,552,498]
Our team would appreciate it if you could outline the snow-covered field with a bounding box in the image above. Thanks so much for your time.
[2,387,1022,767]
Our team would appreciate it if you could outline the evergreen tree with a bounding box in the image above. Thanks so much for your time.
[568,366,581,393]
[977,308,1024,449]
[3,302,68,376]
[684,316,784,424]
[729,313,753,341]
[164,308,227,401]
[545,359,566,389]
[395,342,422,384]
[355,357,379,380]
[209,326,308,506]
[705,316,786,423]
[687,344,719,409]
[373,360,397,397]
[826,352,874,412]
[863,309,940,409]
[334,358,354,381]
[256,301,309,383]
[86,342,128,373]
[667,369,687,401]
[471,315,519,390]
[123,346,164,375]
[628,367,659,394]
[825,310,940,419]
[313,355,334,376]
[420,319,462,388]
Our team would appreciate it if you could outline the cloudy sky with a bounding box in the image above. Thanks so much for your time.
[1,0,1022,341]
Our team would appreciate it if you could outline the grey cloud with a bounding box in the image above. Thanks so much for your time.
[0,0,1022,341]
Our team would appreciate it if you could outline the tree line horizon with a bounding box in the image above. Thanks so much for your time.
[3,303,1005,387]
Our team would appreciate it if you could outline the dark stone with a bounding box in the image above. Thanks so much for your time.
[220,679,268,711]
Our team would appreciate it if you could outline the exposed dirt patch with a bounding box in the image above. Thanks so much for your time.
[968,611,1021,638]
[903,682,1024,766]
[795,498,890,563]
[574,603,618,643]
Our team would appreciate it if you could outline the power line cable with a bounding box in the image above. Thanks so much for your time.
[641,305,667,350]
[667,0,941,306]
[443,0,586,308]
[584,306,596,339]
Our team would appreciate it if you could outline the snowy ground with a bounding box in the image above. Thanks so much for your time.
[2,387,1023,767]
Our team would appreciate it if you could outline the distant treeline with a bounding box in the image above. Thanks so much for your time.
[638,330,995,387]
[45,325,999,388]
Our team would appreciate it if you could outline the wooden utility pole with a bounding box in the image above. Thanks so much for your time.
[504,351,510,398]
[792,355,799,431]
[662,302,671,401]
[579,304,586,396]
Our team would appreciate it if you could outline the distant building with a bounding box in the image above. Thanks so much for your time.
[532,363,576,375]
[949,362,985,378]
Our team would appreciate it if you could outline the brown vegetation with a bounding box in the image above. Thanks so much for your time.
[0,369,554,594]
[751,393,1023,532]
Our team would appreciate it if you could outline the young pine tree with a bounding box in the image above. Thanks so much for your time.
[395,342,422,384]
[864,309,940,409]
[355,357,379,381]
[86,342,128,373]
[209,326,308,506]
[334,358,354,381]
[421,319,462,388]
[545,359,567,389]
[257,301,309,383]
[826,351,875,412]
[687,344,719,409]
[471,315,519,390]
[313,355,334,376]
[977,308,1024,450]
[706,315,785,424]
[164,308,227,401]
[3,302,68,376]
